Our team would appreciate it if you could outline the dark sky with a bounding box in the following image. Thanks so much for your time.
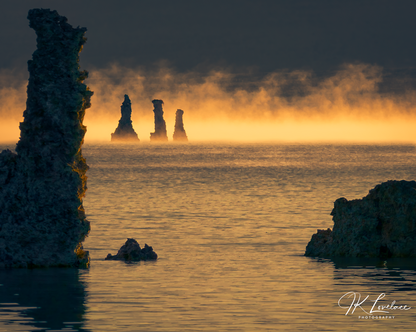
[1,0,416,76]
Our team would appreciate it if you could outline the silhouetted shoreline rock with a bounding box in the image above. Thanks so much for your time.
[0,9,92,268]
[105,238,158,261]
[173,109,188,141]
[111,94,139,142]
[305,180,416,258]
[150,99,168,141]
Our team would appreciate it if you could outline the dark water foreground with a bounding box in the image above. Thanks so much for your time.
[0,268,87,331]
[1,142,416,331]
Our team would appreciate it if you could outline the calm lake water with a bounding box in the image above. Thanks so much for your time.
[1,142,416,331]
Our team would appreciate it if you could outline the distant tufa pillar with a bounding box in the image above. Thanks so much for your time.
[173,109,188,141]
[111,94,139,141]
[150,99,168,141]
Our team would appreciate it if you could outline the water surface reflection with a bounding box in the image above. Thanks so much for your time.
[0,268,89,331]
[307,257,416,326]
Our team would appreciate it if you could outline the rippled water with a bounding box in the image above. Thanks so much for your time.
[1,142,416,331]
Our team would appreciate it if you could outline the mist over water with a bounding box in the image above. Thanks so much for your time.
[1,63,416,142]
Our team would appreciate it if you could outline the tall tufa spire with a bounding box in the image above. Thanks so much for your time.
[0,8,93,268]
[173,109,188,141]
[150,99,168,141]
[111,94,140,141]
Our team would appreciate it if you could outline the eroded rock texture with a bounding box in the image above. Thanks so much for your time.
[305,180,416,258]
[150,99,168,141]
[0,9,93,268]
[111,95,139,141]
[105,238,158,261]
[173,109,188,141]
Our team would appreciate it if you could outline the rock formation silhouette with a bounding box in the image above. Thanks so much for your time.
[305,180,416,258]
[150,99,168,141]
[111,94,139,141]
[105,238,158,261]
[173,109,188,141]
[0,9,92,268]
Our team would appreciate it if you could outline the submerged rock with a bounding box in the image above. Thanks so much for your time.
[150,99,168,141]
[105,238,158,261]
[111,95,139,141]
[0,9,93,268]
[305,180,416,258]
[173,109,188,141]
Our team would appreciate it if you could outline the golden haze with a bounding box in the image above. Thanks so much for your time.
[1,63,415,143]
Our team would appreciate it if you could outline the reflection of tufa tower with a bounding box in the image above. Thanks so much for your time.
[150,99,168,141]
[173,109,188,141]
[111,95,139,141]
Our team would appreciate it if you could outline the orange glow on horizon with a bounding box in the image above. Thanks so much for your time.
[1,116,415,144]
[1,63,416,144]
[82,118,416,143]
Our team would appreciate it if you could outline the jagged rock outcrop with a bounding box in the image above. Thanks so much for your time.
[111,94,139,141]
[105,238,158,261]
[150,99,168,141]
[0,9,93,268]
[305,180,416,258]
[173,109,188,141]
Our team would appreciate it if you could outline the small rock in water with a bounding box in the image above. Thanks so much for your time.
[105,238,158,261]
[305,180,416,258]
